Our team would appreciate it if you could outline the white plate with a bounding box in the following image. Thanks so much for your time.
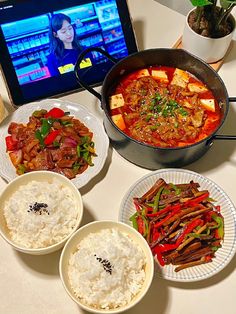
[119,168,236,282]
[0,99,109,189]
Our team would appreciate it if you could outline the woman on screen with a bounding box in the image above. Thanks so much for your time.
[47,13,91,76]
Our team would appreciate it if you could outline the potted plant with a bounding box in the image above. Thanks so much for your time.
[182,0,236,63]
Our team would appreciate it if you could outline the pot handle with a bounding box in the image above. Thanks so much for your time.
[209,96,236,141]
[74,47,118,101]
[212,135,236,140]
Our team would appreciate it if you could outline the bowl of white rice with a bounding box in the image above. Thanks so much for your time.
[59,220,154,313]
[0,171,83,255]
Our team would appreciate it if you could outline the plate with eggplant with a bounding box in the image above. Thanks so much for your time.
[0,99,109,189]
[119,168,236,282]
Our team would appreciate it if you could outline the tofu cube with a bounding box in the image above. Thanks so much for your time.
[171,68,190,88]
[112,114,126,130]
[109,94,125,110]
[188,82,208,93]
[151,70,169,82]
[137,69,150,78]
[174,68,190,81]
[200,99,215,112]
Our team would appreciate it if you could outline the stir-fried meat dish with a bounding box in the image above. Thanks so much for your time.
[5,107,96,179]
[109,67,222,147]
[130,178,224,272]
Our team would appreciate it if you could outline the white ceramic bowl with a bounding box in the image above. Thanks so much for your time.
[59,220,154,313]
[0,171,83,255]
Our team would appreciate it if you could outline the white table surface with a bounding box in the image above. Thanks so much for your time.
[1,1,236,313]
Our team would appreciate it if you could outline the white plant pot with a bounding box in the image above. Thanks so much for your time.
[182,8,235,63]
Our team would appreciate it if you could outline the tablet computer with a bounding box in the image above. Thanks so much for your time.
[0,0,138,106]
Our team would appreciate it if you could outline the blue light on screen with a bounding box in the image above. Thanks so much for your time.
[1,0,129,86]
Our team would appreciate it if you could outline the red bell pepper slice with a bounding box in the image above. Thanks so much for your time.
[204,255,213,263]
[159,243,178,252]
[5,135,18,151]
[155,220,203,253]
[154,206,181,228]
[186,192,209,206]
[152,245,165,266]
[146,204,171,217]
[137,216,145,235]
[152,228,160,242]
[204,210,215,222]
[146,203,181,217]
[44,107,65,118]
[155,219,203,254]
[44,130,60,145]
[176,218,203,245]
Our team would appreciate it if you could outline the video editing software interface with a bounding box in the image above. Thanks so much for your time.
[0,0,137,105]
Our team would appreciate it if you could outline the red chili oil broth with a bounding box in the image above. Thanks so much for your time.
[109,66,222,148]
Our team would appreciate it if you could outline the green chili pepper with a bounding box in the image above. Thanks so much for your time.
[169,183,181,195]
[32,109,47,118]
[76,144,81,157]
[83,151,89,160]
[208,224,219,230]
[81,136,90,145]
[141,215,149,238]
[187,228,210,238]
[35,130,45,148]
[61,120,73,127]
[72,162,81,173]
[212,215,224,238]
[76,136,95,166]
[153,186,164,213]
[206,197,217,202]
[83,143,89,150]
[17,164,26,175]
[146,202,165,209]
[162,188,171,195]
[52,141,60,148]
[40,119,51,137]
[83,151,93,166]
[129,213,138,230]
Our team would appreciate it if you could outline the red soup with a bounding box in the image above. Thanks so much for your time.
[109,66,222,148]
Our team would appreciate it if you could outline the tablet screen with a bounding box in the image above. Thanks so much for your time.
[0,0,137,105]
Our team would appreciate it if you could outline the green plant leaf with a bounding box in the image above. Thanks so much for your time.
[220,0,236,9]
[190,0,213,6]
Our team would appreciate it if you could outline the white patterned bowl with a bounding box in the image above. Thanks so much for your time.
[119,168,236,282]
[0,99,109,189]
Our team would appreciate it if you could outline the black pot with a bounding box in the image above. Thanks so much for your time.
[75,48,236,169]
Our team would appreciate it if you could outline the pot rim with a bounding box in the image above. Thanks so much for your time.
[185,7,236,41]
[102,48,229,151]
